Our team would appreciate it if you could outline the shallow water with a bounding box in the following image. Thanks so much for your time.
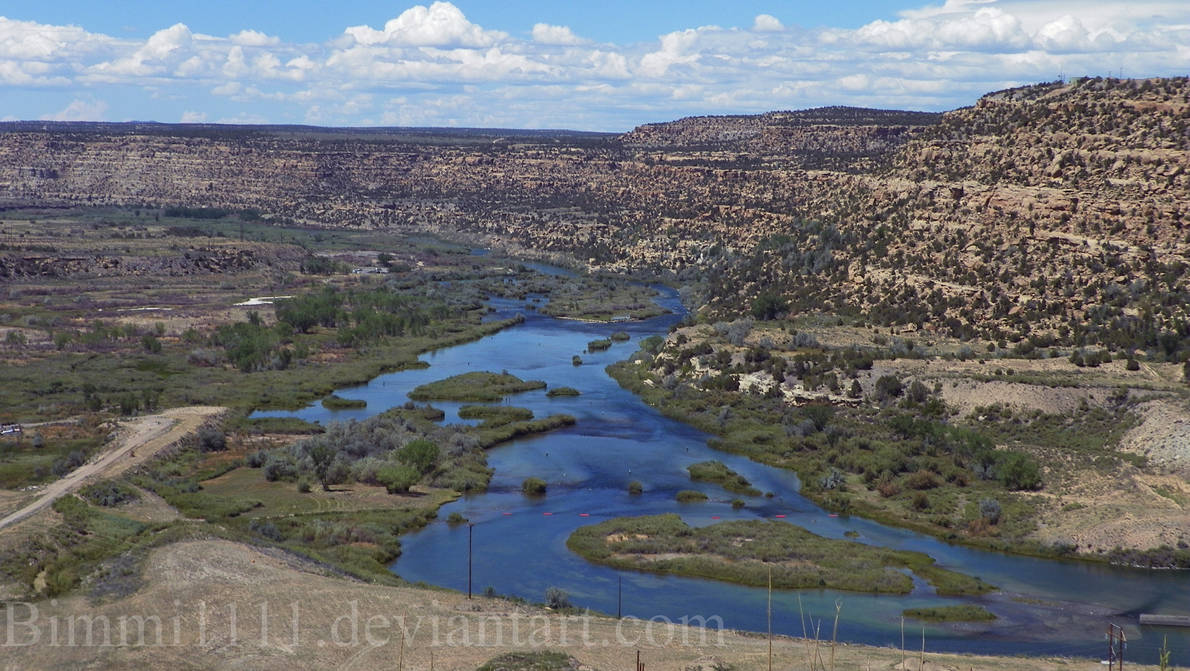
[254,284,1190,663]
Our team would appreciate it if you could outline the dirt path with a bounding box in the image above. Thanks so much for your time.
[0,406,224,532]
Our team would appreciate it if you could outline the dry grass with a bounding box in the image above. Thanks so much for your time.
[200,466,455,518]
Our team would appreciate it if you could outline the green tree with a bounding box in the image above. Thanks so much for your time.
[308,442,337,491]
[751,292,789,321]
[399,439,439,474]
[802,405,835,432]
[874,374,904,401]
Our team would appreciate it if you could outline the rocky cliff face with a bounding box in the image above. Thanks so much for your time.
[1,77,1187,353]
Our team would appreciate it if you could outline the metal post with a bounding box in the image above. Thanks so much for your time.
[1107,625,1114,670]
[767,566,773,671]
[617,575,622,619]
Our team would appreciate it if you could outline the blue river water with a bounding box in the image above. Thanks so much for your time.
[254,281,1190,664]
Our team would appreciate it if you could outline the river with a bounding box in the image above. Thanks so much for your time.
[254,278,1189,664]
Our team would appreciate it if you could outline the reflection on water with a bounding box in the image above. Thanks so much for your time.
[254,281,1190,663]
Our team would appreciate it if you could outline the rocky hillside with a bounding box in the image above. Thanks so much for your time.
[620,107,940,170]
[1,77,1187,358]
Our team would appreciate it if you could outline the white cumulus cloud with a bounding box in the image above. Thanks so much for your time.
[531,23,588,45]
[752,15,785,32]
[42,98,108,121]
[0,1,1188,129]
[230,29,280,47]
[343,2,506,47]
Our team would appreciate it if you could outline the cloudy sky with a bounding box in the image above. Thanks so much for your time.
[2,0,1188,130]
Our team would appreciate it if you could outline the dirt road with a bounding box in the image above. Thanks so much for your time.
[0,406,224,532]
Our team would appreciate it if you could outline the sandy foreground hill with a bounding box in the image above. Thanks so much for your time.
[0,539,1146,671]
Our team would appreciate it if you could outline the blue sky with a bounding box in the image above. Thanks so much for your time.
[0,1,897,43]
[2,1,1188,130]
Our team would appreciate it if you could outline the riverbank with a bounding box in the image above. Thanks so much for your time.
[604,339,1190,567]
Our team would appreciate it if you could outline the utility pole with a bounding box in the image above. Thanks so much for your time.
[467,523,473,600]
[617,575,622,619]
[901,617,905,669]
[767,566,773,671]
[1107,624,1127,671]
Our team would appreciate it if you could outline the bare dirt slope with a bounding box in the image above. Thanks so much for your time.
[0,406,224,532]
[1120,398,1190,475]
[0,539,1147,671]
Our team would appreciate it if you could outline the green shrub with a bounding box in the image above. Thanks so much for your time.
[912,492,930,511]
[545,586,571,609]
[377,464,420,494]
[197,426,227,452]
[627,480,643,495]
[980,498,1002,524]
[676,489,708,503]
[996,451,1042,491]
[79,481,140,507]
[522,477,547,495]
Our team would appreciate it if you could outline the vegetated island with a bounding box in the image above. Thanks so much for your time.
[587,339,612,352]
[567,514,995,595]
[409,372,546,402]
[902,604,997,622]
[457,405,535,426]
[687,460,761,496]
[321,394,367,410]
[546,387,581,398]
[675,490,709,503]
